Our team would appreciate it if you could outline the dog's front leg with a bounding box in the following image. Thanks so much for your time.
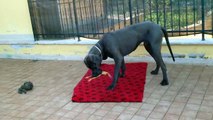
[120,59,126,77]
[107,57,123,90]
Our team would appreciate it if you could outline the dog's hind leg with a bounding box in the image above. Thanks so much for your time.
[144,42,160,75]
[149,43,169,86]
[154,52,168,85]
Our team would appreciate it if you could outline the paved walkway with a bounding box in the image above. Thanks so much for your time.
[0,59,213,120]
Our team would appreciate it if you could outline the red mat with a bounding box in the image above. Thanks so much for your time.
[72,62,147,102]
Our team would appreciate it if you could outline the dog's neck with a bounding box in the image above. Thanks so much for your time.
[94,43,103,59]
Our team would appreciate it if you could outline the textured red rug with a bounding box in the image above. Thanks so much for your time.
[72,62,147,102]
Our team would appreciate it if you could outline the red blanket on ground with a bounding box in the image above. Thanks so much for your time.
[72,62,147,102]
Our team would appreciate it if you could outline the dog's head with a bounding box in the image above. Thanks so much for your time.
[84,54,102,77]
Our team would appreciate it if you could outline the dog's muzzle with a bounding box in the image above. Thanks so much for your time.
[92,69,102,77]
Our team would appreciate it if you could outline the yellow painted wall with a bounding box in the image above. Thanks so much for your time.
[0,44,88,56]
[0,44,213,59]
[0,0,33,34]
[130,45,213,58]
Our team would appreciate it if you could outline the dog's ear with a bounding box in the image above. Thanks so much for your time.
[88,54,101,65]
[84,54,102,67]
[84,54,94,67]
[84,55,88,66]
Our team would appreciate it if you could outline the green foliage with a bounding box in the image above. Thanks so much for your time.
[105,0,211,30]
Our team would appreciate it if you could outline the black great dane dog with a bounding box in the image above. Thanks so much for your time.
[84,21,175,90]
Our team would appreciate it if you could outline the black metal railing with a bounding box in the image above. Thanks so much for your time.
[28,0,213,41]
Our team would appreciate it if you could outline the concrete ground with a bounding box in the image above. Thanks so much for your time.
[0,58,213,120]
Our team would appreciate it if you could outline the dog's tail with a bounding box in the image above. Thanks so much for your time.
[161,27,175,62]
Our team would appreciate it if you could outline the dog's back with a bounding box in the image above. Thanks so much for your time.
[100,21,162,56]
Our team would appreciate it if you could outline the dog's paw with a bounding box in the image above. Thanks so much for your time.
[160,80,169,86]
[151,70,158,75]
[107,84,115,90]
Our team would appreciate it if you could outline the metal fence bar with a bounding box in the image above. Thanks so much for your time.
[122,0,126,27]
[149,0,152,22]
[78,0,84,35]
[212,0,213,37]
[156,0,159,24]
[111,0,115,31]
[142,0,146,21]
[68,2,75,38]
[185,0,188,36]
[163,0,166,28]
[83,0,89,37]
[116,0,120,29]
[93,0,99,38]
[73,0,80,41]
[170,0,174,36]
[135,0,139,23]
[178,0,181,36]
[201,0,205,40]
[193,0,196,35]
[128,0,133,25]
